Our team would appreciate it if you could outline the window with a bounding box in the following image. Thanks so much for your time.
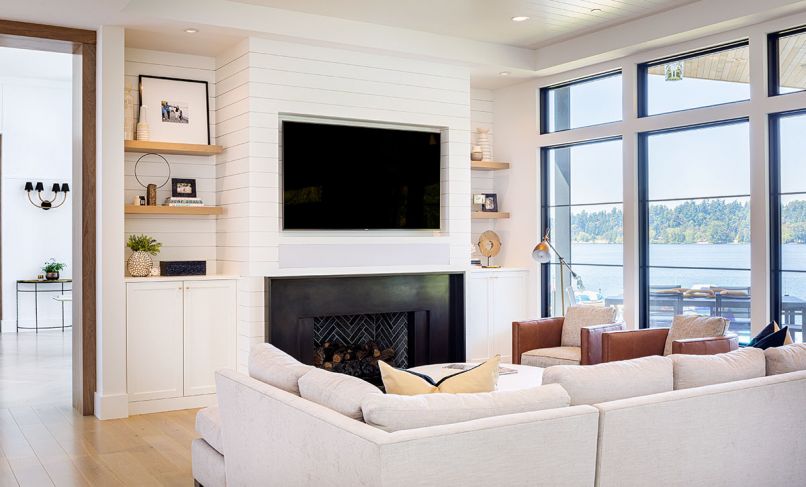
[540,71,622,133]
[639,42,750,116]
[639,120,751,342]
[771,111,806,343]
[769,26,806,95]
[541,138,623,318]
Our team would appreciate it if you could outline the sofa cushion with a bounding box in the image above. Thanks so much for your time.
[765,343,806,375]
[670,348,765,390]
[561,305,617,348]
[298,367,381,421]
[379,355,500,395]
[192,438,225,487]
[521,346,581,367]
[195,406,224,455]
[361,384,570,432]
[664,315,728,356]
[542,355,673,406]
[248,343,312,396]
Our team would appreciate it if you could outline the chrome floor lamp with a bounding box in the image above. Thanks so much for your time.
[532,229,584,314]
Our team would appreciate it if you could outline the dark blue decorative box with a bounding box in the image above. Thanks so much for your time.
[160,260,206,276]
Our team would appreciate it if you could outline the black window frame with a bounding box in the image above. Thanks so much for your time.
[637,40,750,118]
[638,117,751,328]
[539,70,622,135]
[768,25,806,97]
[540,136,624,318]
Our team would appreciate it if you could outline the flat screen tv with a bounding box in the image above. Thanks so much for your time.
[282,120,441,230]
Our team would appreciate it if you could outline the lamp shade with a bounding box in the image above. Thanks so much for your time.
[24,182,34,192]
[61,183,70,193]
[52,183,61,193]
[34,182,44,192]
[532,240,552,263]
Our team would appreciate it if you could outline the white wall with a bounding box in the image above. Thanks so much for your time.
[1,75,73,330]
[470,88,496,254]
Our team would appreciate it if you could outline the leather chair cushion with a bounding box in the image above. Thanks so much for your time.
[521,347,581,367]
[664,315,728,356]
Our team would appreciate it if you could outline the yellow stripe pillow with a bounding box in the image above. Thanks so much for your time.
[378,355,500,395]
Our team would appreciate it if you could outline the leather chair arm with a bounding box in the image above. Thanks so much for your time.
[511,317,564,364]
[671,333,739,355]
[581,323,625,365]
[602,328,669,363]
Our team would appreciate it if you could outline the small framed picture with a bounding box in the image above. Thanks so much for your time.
[139,75,210,144]
[482,193,498,212]
[473,194,486,205]
[171,178,197,198]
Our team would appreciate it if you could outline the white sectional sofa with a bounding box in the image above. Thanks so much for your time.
[192,343,806,486]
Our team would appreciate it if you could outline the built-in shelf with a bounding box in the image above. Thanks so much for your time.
[471,161,510,171]
[125,205,224,216]
[124,140,224,156]
[472,211,510,219]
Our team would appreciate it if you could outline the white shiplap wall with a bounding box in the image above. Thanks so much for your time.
[123,48,218,270]
[215,38,472,370]
[470,88,497,251]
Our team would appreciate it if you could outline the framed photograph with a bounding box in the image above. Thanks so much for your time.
[171,178,197,198]
[139,75,210,144]
[482,193,498,212]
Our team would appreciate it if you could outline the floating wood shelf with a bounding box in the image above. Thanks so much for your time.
[471,161,510,171]
[124,140,224,156]
[472,211,510,219]
[125,205,224,216]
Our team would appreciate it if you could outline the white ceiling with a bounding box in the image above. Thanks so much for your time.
[231,0,698,48]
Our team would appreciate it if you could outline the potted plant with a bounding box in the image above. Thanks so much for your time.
[127,234,161,277]
[42,259,66,280]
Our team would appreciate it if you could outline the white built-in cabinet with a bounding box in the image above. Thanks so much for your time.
[466,268,529,363]
[126,277,236,413]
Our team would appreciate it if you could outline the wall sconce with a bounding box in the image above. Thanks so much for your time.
[24,181,70,210]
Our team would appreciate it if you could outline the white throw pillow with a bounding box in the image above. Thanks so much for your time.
[542,355,673,406]
[361,384,570,432]
[248,343,312,396]
[670,348,766,390]
[664,315,729,356]
[298,368,381,421]
[764,343,806,376]
[560,305,617,348]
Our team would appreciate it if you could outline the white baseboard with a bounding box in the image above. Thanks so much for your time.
[94,392,129,419]
[128,394,217,415]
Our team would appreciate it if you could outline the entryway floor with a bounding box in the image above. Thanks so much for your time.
[0,330,71,409]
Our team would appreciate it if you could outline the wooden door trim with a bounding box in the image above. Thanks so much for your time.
[0,20,97,415]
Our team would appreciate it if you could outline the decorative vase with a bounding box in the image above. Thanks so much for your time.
[136,105,150,141]
[476,128,492,162]
[124,82,135,140]
[128,251,153,277]
[471,145,483,161]
[45,272,59,281]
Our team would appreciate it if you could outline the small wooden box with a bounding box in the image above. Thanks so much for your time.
[159,260,206,276]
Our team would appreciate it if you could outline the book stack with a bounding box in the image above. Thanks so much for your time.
[165,197,204,207]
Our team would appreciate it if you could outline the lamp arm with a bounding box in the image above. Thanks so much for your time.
[50,192,68,209]
[28,192,40,208]
[545,239,585,290]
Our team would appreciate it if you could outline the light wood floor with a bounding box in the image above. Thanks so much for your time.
[0,331,198,486]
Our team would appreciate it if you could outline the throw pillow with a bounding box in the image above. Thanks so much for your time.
[361,384,570,432]
[747,321,776,347]
[670,348,766,390]
[764,343,806,375]
[751,325,789,350]
[560,305,617,348]
[298,368,381,421]
[248,343,312,396]
[379,355,500,395]
[542,355,673,406]
[664,315,729,356]
[773,321,795,345]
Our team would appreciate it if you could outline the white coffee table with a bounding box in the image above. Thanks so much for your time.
[408,362,543,391]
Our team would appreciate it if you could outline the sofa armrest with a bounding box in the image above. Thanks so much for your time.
[581,323,624,365]
[671,333,739,355]
[512,317,564,364]
[602,328,669,363]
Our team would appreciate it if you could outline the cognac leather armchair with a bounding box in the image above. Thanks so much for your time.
[601,328,739,363]
[512,317,624,367]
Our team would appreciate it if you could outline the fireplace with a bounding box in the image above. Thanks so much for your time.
[265,273,465,379]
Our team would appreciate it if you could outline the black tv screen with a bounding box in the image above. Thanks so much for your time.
[282,121,441,230]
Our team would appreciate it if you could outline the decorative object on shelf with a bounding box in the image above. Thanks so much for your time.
[134,152,171,206]
[532,228,584,315]
[481,193,498,212]
[476,127,492,161]
[23,181,70,210]
[127,234,162,278]
[150,267,160,277]
[139,75,210,144]
[165,197,204,207]
[471,145,483,161]
[124,80,135,140]
[472,193,486,211]
[478,230,502,268]
[160,260,206,276]
[171,178,197,198]
[42,258,66,281]
[136,105,150,141]
[664,61,684,81]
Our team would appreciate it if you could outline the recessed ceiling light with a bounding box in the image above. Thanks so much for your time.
[590,8,603,13]
[184,28,199,34]
[499,71,511,76]
[511,16,530,22]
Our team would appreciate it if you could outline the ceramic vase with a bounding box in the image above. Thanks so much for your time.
[136,105,150,141]
[476,128,492,161]
[471,145,483,161]
[124,82,135,140]
[128,251,153,277]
